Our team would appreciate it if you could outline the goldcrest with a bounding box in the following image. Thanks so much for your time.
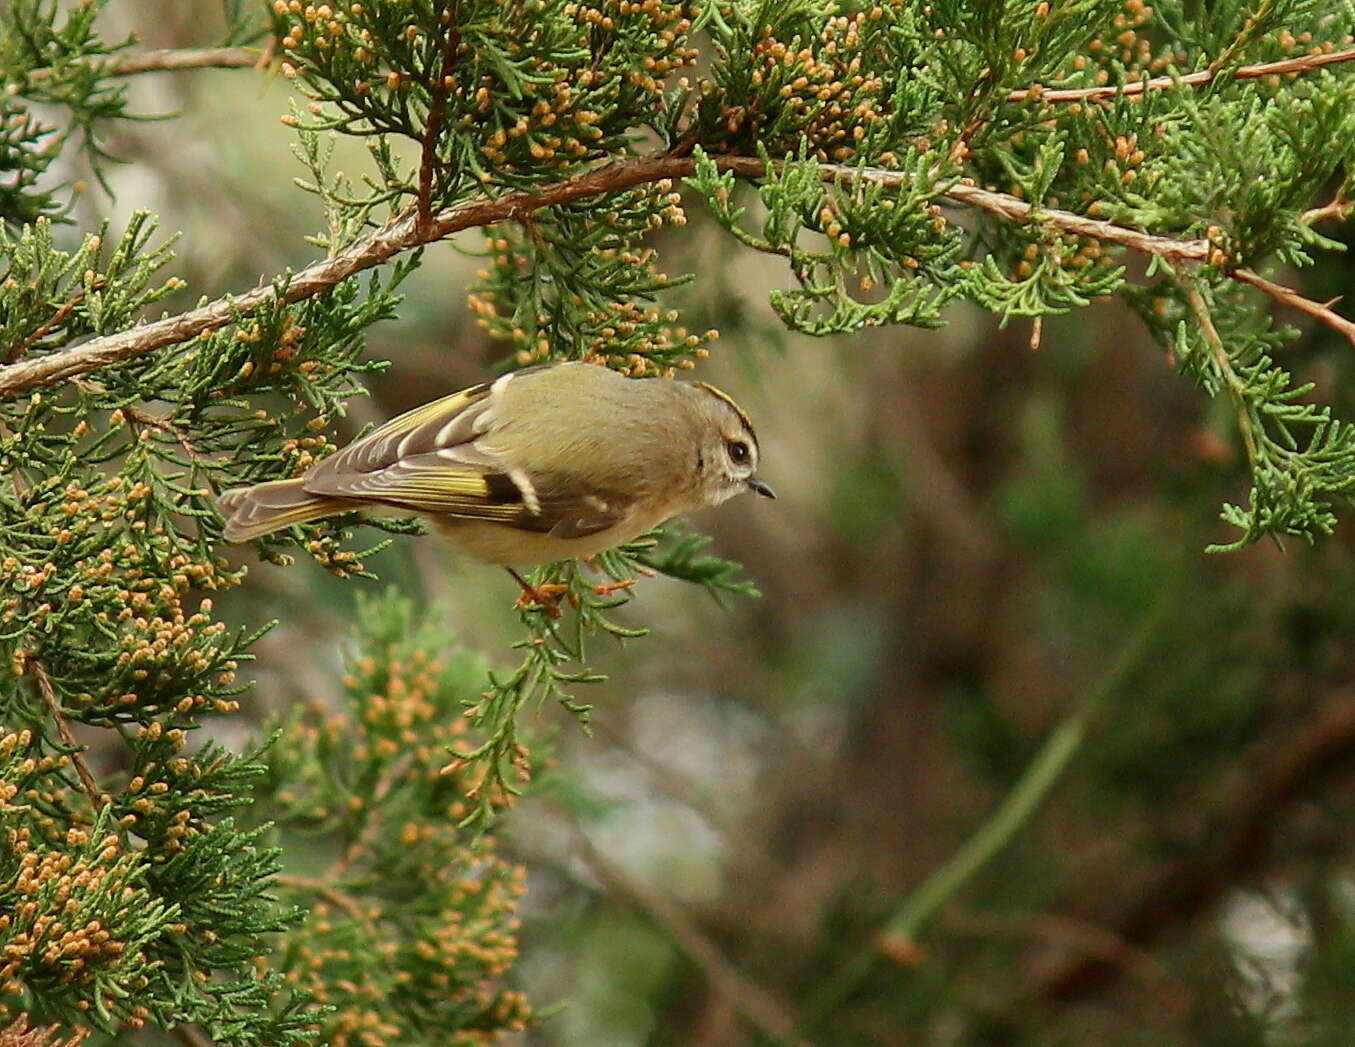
[217,361,774,565]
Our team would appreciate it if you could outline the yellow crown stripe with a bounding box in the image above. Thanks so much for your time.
[692,382,757,441]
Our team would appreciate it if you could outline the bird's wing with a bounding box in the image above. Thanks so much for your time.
[300,375,631,537]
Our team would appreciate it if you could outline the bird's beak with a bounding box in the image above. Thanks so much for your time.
[747,477,776,499]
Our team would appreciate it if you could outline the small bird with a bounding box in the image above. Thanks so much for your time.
[218,361,774,570]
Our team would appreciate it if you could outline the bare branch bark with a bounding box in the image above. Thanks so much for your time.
[0,32,1346,399]
[416,4,461,232]
[22,47,263,83]
[1234,266,1355,346]
[274,875,368,922]
[0,153,1213,401]
[106,47,262,77]
[3,288,89,364]
[1303,195,1352,225]
[30,659,102,810]
[1008,45,1355,104]
[0,152,692,400]
[937,180,1208,261]
[1179,276,1260,469]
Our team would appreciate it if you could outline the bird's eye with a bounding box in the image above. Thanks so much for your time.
[727,440,750,464]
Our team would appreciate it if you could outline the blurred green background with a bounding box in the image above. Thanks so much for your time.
[77,4,1355,1044]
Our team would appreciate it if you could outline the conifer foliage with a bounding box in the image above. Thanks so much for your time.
[2,0,1355,1043]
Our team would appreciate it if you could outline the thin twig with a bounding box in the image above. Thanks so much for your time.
[3,289,87,364]
[31,658,102,810]
[72,377,220,492]
[569,826,810,1047]
[0,152,1213,400]
[1233,266,1355,346]
[22,47,262,84]
[1178,275,1261,469]
[941,908,1182,995]
[416,3,461,232]
[937,179,1208,261]
[1302,195,1351,225]
[125,407,219,490]
[1206,0,1282,78]
[104,47,262,77]
[1007,44,1355,104]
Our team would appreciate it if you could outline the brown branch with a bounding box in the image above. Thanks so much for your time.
[30,659,102,810]
[1302,196,1351,225]
[1009,45,1355,104]
[69,378,219,493]
[1233,266,1355,346]
[0,25,1341,398]
[0,151,693,400]
[1179,276,1260,468]
[416,4,461,231]
[1033,693,1355,1005]
[0,152,1216,401]
[22,47,262,85]
[1,1014,91,1047]
[569,826,810,1047]
[104,47,262,77]
[938,179,1209,262]
[3,289,87,365]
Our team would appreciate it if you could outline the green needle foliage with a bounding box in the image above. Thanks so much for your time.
[3,0,1355,1042]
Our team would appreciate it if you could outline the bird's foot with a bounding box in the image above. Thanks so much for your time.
[506,567,567,618]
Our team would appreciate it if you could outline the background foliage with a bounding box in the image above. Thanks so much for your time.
[5,1,1355,1045]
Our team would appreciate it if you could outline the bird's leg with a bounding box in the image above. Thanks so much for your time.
[505,567,567,618]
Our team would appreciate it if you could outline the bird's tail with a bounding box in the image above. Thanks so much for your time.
[217,478,349,542]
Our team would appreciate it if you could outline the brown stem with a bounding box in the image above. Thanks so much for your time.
[1178,276,1261,470]
[1302,196,1351,225]
[938,179,1208,262]
[1233,266,1355,346]
[23,47,261,84]
[1008,44,1355,104]
[71,377,219,492]
[1205,0,1280,78]
[3,288,87,364]
[106,47,261,77]
[0,152,687,399]
[31,659,102,810]
[417,4,461,232]
[941,908,1189,1007]
[0,152,1214,401]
